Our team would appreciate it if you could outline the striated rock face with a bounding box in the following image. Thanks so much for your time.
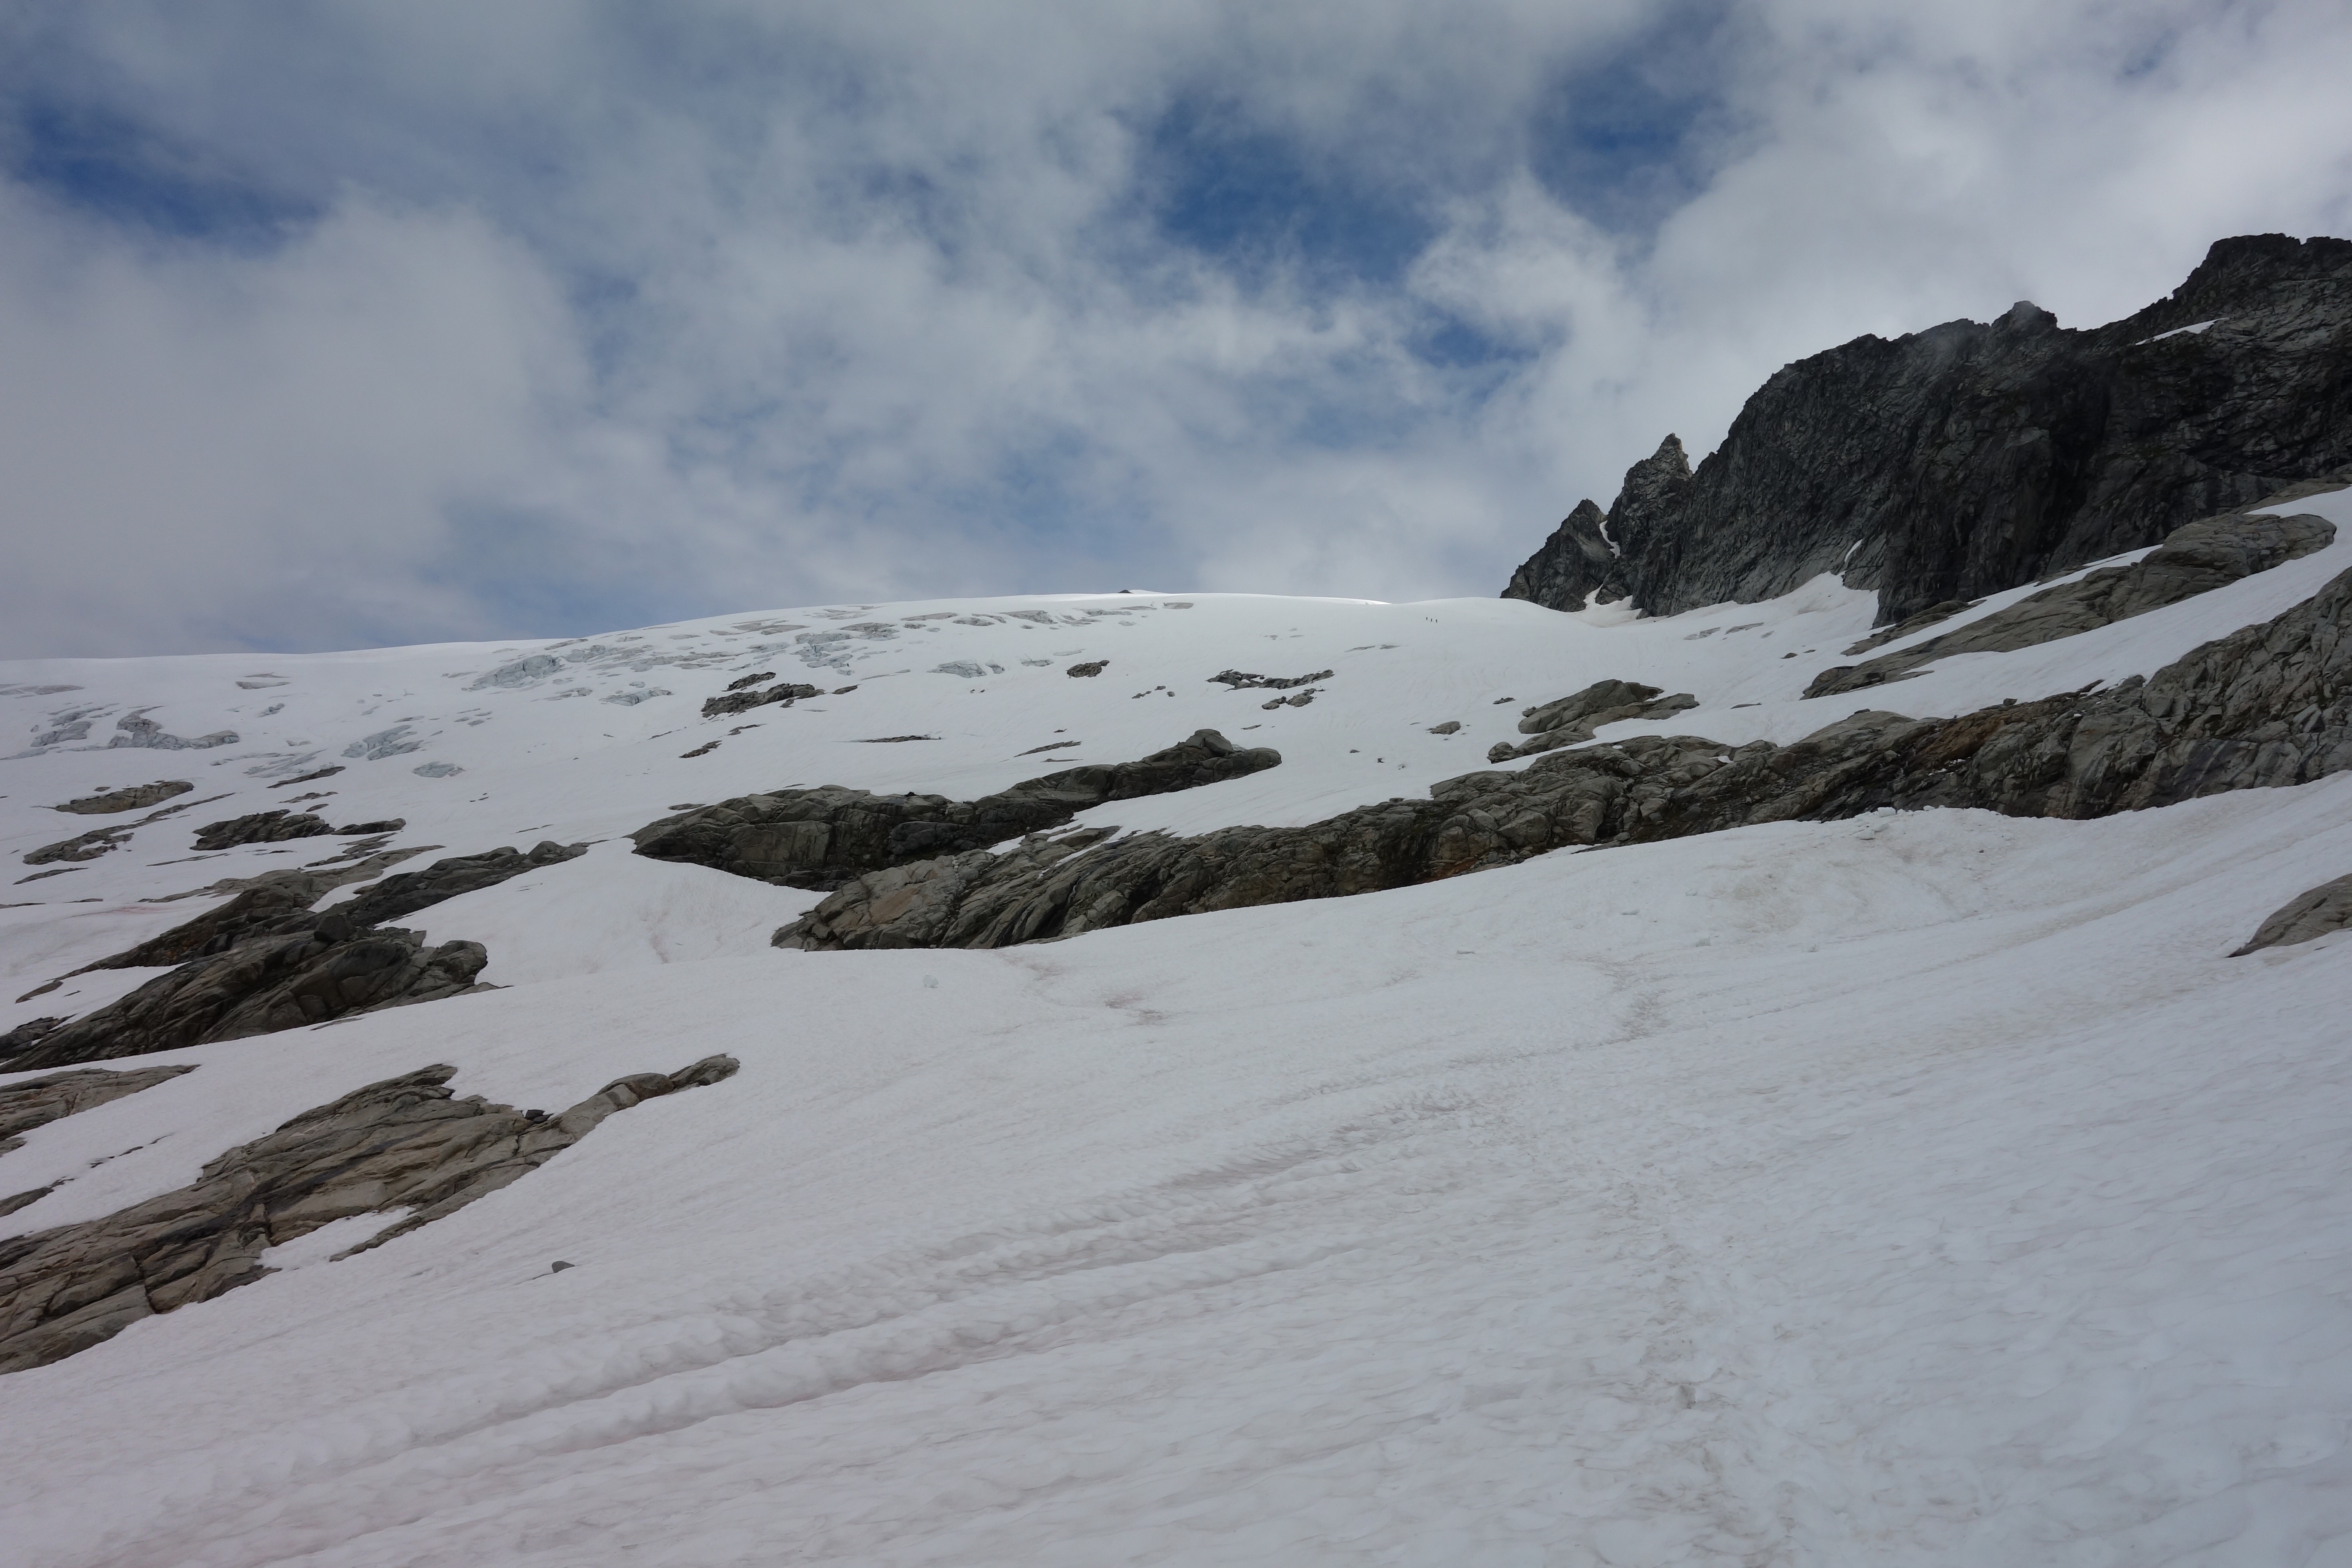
[1504,235,2352,625]
[333,841,587,928]
[2231,873,2352,955]
[0,1065,195,1155]
[1804,509,2337,697]
[634,730,1280,891]
[783,562,2352,951]
[0,1055,738,1373]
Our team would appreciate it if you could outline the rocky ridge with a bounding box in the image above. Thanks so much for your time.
[1504,234,2352,626]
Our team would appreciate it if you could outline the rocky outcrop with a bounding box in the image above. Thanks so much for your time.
[52,781,191,815]
[5,919,490,1070]
[0,1065,195,1154]
[1504,235,2352,626]
[22,825,132,866]
[2230,874,2352,955]
[192,810,334,850]
[0,1055,738,1373]
[634,730,1280,891]
[0,1019,65,1063]
[1502,499,1617,610]
[333,841,588,928]
[1805,509,2337,697]
[701,681,820,718]
[1486,680,1699,763]
[782,560,2352,951]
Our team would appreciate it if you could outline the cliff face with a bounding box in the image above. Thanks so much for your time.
[1503,233,2352,623]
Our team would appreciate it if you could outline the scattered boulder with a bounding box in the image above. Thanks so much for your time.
[1066,661,1109,677]
[192,810,334,851]
[0,1054,738,1373]
[1427,721,1462,735]
[2231,873,2352,955]
[635,731,1280,891]
[1806,510,2338,698]
[52,781,192,816]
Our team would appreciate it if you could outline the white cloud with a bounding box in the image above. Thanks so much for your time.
[0,0,2348,655]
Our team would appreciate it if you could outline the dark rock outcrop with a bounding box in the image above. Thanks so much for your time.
[0,1019,65,1062]
[1066,661,1108,677]
[701,681,819,718]
[5,921,491,1071]
[333,841,588,928]
[1486,680,1699,763]
[1805,509,2337,697]
[634,730,1280,890]
[2230,873,2352,955]
[1211,669,1332,691]
[192,810,334,851]
[1505,235,2352,626]
[783,560,2352,951]
[22,826,131,866]
[53,781,192,816]
[0,1055,737,1373]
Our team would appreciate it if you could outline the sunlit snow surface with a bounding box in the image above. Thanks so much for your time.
[3,490,2351,1565]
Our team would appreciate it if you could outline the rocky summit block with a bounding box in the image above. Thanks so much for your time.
[782,560,2352,952]
[633,729,1280,891]
[1505,235,2352,627]
[0,1054,738,1374]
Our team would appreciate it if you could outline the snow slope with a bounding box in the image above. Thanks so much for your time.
[3,489,2351,1566]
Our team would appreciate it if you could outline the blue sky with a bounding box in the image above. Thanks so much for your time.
[2,0,2349,656]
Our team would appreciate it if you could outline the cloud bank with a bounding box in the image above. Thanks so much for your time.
[3,0,2349,655]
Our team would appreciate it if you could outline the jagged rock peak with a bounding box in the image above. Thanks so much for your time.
[1501,233,2352,626]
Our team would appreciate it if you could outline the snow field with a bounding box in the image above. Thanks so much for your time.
[1,768,2349,1563]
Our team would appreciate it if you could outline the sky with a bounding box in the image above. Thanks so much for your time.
[2,1,2349,658]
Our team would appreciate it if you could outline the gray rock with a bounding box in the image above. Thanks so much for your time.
[701,682,819,718]
[2230,874,2352,955]
[1805,509,2337,697]
[781,560,2352,952]
[1211,669,1331,691]
[1504,236,2352,626]
[5,924,491,1071]
[334,841,588,928]
[634,730,1280,891]
[52,781,192,816]
[1485,681,1699,762]
[0,1064,195,1150]
[192,810,334,851]
[1427,721,1462,735]
[0,1018,67,1063]
[1066,661,1109,677]
[21,826,131,866]
[0,1054,737,1373]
